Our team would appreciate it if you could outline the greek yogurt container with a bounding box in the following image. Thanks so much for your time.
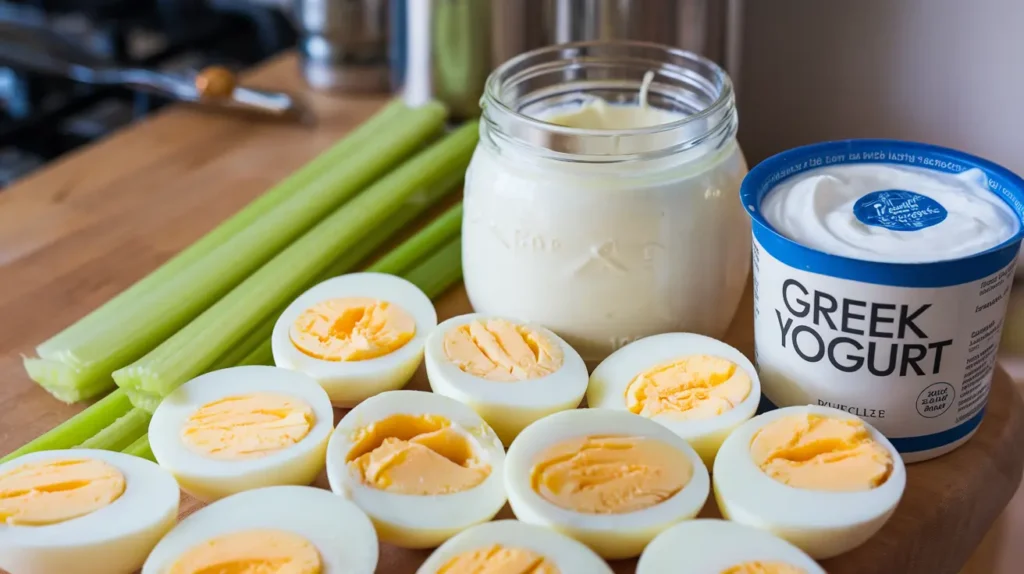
[742,139,1024,462]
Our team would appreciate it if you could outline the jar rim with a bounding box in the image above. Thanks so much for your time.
[483,40,735,139]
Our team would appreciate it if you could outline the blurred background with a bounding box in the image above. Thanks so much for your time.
[0,0,1020,570]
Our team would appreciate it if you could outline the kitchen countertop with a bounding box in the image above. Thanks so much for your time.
[0,52,1022,573]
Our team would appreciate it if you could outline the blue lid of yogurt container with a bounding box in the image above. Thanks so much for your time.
[741,139,1024,288]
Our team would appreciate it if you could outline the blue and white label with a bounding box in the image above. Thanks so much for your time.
[853,189,948,231]
[752,236,1015,462]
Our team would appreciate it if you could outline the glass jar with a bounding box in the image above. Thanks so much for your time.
[463,41,750,364]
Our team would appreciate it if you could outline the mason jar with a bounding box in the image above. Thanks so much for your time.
[462,41,750,364]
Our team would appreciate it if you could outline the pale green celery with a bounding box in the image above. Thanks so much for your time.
[207,318,277,373]
[76,408,151,452]
[28,101,447,402]
[123,433,155,462]
[122,387,162,414]
[0,390,133,462]
[233,201,465,370]
[35,99,409,360]
[115,121,479,409]
[403,237,463,297]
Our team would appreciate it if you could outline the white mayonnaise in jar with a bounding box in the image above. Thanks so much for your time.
[743,140,1024,462]
[463,42,749,364]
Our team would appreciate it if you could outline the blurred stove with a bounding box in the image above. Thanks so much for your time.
[0,0,296,187]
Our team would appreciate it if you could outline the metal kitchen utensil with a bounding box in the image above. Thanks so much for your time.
[292,0,390,92]
[390,0,744,119]
[0,20,314,123]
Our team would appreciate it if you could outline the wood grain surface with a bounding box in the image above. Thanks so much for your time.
[1,53,1022,574]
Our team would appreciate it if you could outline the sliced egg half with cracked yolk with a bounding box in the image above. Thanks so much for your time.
[424,313,589,446]
[503,409,710,560]
[325,390,507,549]
[142,485,378,574]
[713,405,906,559]
[636,519,825,574]
[587,332,761,467]
[272,272,438,406]
[0,449,179,574]
[148,365,334,502]
[416,519,613,574]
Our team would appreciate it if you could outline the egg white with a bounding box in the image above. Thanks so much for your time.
[713,404,906,559]
[424,313,589,446]
[0,449,179,574]
[148,365,334,502]
[416,519,613,574]
[587,332,761,467]
[636,519,825,574]
[504,409,710,560]
[272,272,438,407]
[326,390,507,549]
[142,485,377,574]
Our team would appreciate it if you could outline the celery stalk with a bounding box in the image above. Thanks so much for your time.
[36,99,408,360]
[123,433,155,462]
[0,390,133,462]
[76,408,151,452]
[234,201,465,370]
[403,237,463,297]
[27,101,447,403]
[114,121,479,409]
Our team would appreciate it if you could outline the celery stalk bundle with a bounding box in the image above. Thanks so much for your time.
[25,101,447,403]
[114,122,479,412]
[2,201,466,464]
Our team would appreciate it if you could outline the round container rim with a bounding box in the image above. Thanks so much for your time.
[741,139,1024,281]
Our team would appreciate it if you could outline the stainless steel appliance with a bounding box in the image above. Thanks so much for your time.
[392,0,744,118]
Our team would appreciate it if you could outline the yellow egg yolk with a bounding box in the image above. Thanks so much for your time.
[181,392,314,460]
[438,545,560,574]
[346,414,490,495]
[722,562,807,574]
[625,354,751,420]
[0,458,125,526]
[290,297,415,361]
[168,529,322,574]
[443,319,563,381]
[750,414,894,492]
[530,435,691,514]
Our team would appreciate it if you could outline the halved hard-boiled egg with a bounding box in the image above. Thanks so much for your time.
[142,485,378,574]
[636,519,825,574]
[588,332,761,467]
[713,405,906,559]
[272,272,438,406]
[0,449,179,574]
[417,519,613,574]
[424,313,589,446]
[504,409,710,560]
[326,390,507,549]
[148,365,333,502]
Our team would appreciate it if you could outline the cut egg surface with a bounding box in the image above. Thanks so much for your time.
[713,405,906,559]
[425,313,589,445]
[587,332,761,467]
[272,272,438,406]
[0,449,179,574]
[326,390,507,549]
[142,485,378,574]
[503,409,710,560]
[636,519,824,574]
[416,519,613,574]
[148,365,334,502]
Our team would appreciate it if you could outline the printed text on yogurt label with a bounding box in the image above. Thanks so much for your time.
[775,278,953,376]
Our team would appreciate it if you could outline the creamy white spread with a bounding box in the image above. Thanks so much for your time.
[760,163,1019,263]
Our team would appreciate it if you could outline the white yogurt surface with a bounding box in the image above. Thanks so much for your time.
[760,163,1019,263]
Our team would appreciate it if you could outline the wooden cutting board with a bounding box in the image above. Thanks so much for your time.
[1,53,1022,574]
